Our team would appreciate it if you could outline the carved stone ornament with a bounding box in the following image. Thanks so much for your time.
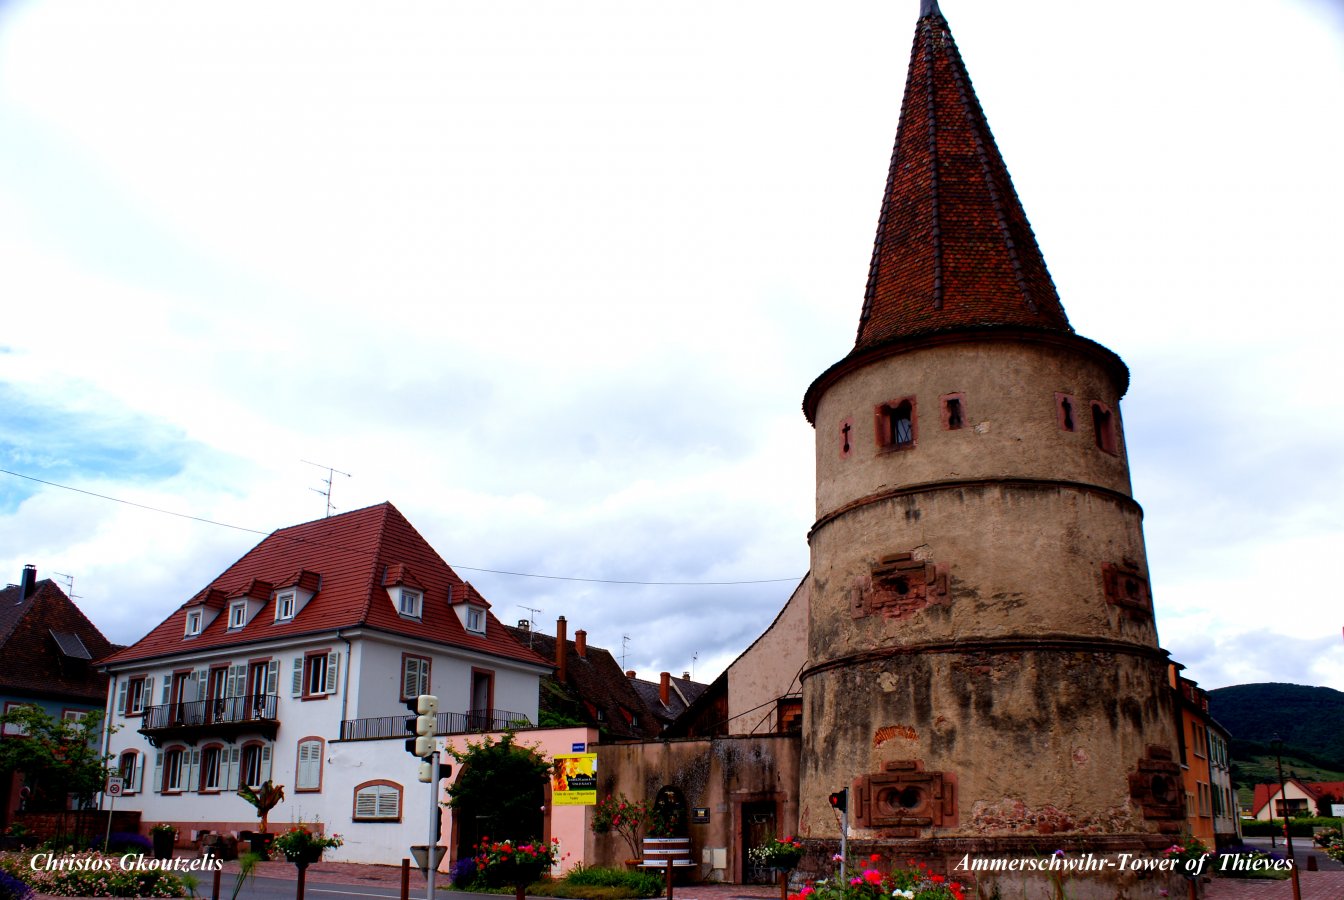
[853,760,957,835]
[850,553,949,620]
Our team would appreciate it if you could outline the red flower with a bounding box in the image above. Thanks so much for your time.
[863,870,882,884]
[930,874,944,883]
[870,854,881,863]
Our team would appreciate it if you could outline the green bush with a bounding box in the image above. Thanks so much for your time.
[1239,818,1336,837]
[551,865,665,899]
[0,851,196,898]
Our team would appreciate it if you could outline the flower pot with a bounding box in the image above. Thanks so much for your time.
[151,831,175,860]
[284,847,323,868]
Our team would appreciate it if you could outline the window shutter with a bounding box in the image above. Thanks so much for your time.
[160,675,171,705]
[225,746,240,791]
[376,785,399,818]
[134,753,144,793]
[265,660,279,695]
[402,658,416,700]
[354,787,377,818]
[186,749,200,792]
[261,744,272,783]
[297,741,321,790]
[291,658,303,697]
[153,751,163,794]
[325,652,339,695]
[117,681,128,715]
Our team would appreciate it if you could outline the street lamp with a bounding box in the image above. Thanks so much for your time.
[1270,734,1302,900]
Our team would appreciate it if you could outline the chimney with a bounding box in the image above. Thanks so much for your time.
[575,629,587,658]
[517,619,530,630]
[626,670,636,679]
[19,565,36,601]
[556,616,568,682]
[659,671,671,706]
[682,672,690,680]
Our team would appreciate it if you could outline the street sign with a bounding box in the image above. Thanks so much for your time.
[105,776,124,797]
[1332,803,1344,817]
[571,742,585,752]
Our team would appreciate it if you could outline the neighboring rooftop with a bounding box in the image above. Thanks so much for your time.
[0,566,117,704]
[507,618,661,741]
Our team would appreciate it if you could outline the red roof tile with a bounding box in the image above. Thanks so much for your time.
[854,4,1071,353]
[102,503,549,669]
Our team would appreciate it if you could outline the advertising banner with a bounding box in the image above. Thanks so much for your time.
[552,753,598,805]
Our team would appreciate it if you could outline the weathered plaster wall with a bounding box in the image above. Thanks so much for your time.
[594,735,800,883]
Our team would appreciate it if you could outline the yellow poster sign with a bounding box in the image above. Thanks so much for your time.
[552,753,598,805]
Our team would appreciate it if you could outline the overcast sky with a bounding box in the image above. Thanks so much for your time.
[1,0,1341,694]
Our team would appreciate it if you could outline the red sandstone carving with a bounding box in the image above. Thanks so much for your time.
[853,760,956,833]
[850,553,949,620]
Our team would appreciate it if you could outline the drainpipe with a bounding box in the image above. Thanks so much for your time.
[556,617,568,682]
[338,632,353,726]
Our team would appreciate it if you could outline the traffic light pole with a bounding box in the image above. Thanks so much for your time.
[426,749,439,900]
[839,804,848,884]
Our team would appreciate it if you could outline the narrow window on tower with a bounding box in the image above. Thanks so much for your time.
[1091,401,1117,454]
[940,393,965,430]
[1055,393,1076,432]
[875,398,916,451]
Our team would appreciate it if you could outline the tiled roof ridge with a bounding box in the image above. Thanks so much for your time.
[852,4,1071,353]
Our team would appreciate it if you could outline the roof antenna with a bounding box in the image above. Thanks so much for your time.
[691,651,698,680]
[621,634,632,671]
[301,460,352,517]
[518,605,542,648]
[53,572,81,602]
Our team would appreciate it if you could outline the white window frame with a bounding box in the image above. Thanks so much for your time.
[228,601,247,629]
[466,607,485,634]
[163,747,186,793]
[199,746,222,792]
[2,702,31,736]
[118,750,143,795]
[185,610,202,636]
[398,589,422,619]
[275,591,296,621]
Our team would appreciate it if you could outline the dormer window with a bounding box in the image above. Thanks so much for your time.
[275,592,296,621]
[466,607,485,634]
[228,601,247,629]
[184,611,202,637]
[398,589,422,619]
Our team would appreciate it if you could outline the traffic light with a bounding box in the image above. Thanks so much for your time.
[403,694,438,758]
[828,789,847,812]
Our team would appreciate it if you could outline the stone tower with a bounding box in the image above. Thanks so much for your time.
[799,1,1183,889]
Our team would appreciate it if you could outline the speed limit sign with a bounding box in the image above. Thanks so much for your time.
[105,777,124,797]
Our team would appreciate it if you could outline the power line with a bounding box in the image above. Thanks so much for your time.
[0,467,801,587]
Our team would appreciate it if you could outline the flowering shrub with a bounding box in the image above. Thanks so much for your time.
[591,794,652,860]
[1212,844,1292,879]
[271,823,343,861]
[748,836,805,870]
[790,856,964,900]
[450,856,478,888]
[90,833,152,856]
[475,838,561,887]
[1322,833,1344,864]
[0,851,195,898]
[1161,835,1211,876]
[148,824,175,837]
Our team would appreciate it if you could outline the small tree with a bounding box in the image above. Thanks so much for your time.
[237,780,285,832]
[445,733,549,846]
[0,706,111,812]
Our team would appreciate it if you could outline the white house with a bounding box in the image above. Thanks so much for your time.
[99,502,552,864]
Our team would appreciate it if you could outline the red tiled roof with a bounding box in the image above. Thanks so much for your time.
[1250,779,1344,817]
[102,503,549,669]
[853,3,1070,353]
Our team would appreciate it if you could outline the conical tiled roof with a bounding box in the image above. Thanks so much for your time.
[854,2,1071,351]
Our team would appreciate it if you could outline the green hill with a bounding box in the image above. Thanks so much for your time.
[1207,682,1344,810]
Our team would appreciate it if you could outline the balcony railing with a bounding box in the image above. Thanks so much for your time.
[138,694,279,746]
[339,708,531,742]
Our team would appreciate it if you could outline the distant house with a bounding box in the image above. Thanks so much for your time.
[1169,665,1240,847]
[506,617,663,740]
[1251,778,1344,820]
[626,670,708,734]
[0,565,117,824]
[99,502,550,863]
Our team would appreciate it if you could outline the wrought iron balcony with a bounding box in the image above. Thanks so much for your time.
[339,708,531,741]
[138,694,279,747]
